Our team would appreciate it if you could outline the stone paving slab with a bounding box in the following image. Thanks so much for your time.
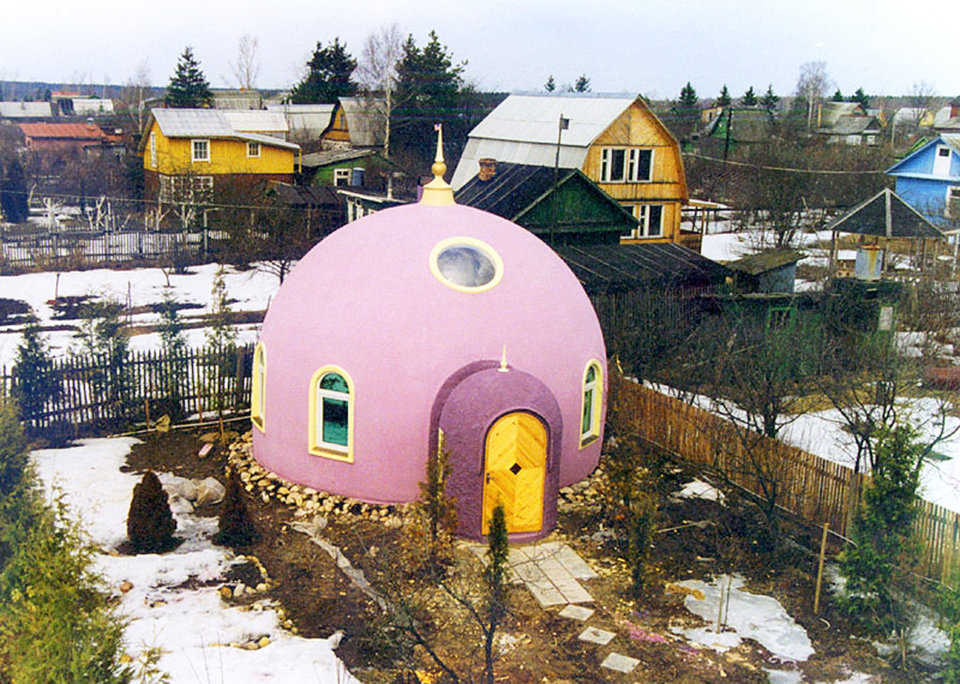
[578,626,615,645]
[601,653,640,673]
[526,579,568,607]
[467,541,597,606]
[558,604,594,621]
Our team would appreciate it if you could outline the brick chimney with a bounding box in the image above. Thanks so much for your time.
[478,158,497,181]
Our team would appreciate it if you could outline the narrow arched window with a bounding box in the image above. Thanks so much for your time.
[308,367,354,462]
[580,361,602,446]
[251,342,266,432]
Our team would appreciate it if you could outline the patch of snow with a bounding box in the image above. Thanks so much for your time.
[671,574,814,662]
[674,479,726,504]
[763,668,804,684]
[30,437,357,682]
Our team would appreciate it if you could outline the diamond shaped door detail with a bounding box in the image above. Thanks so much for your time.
[482,412,547,534]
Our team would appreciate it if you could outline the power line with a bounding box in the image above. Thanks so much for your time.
[682,151,888,176]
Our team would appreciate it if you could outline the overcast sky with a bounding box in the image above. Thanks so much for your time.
[2,0,958,100]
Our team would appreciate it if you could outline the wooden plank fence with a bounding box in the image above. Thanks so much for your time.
[612,373,960,585]
[0,230,216,269]
[1,343,253,434]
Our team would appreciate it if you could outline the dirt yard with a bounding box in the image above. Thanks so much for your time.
[123,425,922,683]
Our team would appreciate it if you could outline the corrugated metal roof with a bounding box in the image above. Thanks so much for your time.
[222,110,288,133]
[72,99,114,114]
[339,97,386,147]
[468,94,638,147]
[452,138,588,189]
[267,104,336,114]
[18,122,106,139]
[0,102,52,117]
[150,109,299,150]
[301,148,375,167]
[554,243,729,294]
[456,162,578,218]
[820,115,878,136]
[819,101,864,127]
[827,188,945,238]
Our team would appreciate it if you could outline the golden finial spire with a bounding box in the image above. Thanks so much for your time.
[420,123,455,206]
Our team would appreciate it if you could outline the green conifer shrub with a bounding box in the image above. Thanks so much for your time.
[127,470,177,553]
[214,473,257,547]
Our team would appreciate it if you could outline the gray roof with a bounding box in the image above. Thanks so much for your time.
[0,102,52,118]
[827,188,945,238]
[339,97,386,147]
[72,99,114,114]
[149,109,299,150]
[819,101,864,127]
[267,103,336,141]
[452,94,643,188]
[222,110,287,134]
[727,250,805,276]
[819,115,879,136]
[301,148,375,168]
[942,134,960,155]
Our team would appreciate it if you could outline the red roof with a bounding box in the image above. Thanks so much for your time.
[18,123,107,140]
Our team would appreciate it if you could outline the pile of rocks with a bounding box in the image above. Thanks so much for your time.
[227,433,408,529]
[557,465,605,513]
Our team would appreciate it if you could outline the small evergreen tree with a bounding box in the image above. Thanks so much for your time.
[760,84,779,112]
[544,75,556,93]
[74,296,131,425]
[214,473,257,547]
[672,82,700,140]
[157,285,187,419]
[741,86,757,106]
[716,84,731,107]
[127,470,177,553]
[850,87,870,110]
[0,158,29,223]
[942,569,960,683]
[165,46,213,108]
[831,88,845,102]
[0,400,32,570]
[574,74,591,93]
[204,265,238,416]
[839,425,924,665]
[13,315,59,429]
[482,505,508,684]
[289,38,358,104]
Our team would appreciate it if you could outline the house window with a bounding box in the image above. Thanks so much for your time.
[624,205,663,239]
[601,147,653,182]
[429,236,504,293]
[191,139,210,162]
[946,186,960,219]
[247,142,260,158]
[334,168,350,187]
[308,367,354,462]
[149,133,157,168]
[580,361,602,446]
[251,342,266,432]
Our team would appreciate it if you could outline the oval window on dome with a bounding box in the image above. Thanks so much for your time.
[429,237,504,292]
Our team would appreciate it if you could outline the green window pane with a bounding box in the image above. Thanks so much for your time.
[322,397,348,446]
[320,373,348,392]
[585,365,596,383]
[582,388,594,433]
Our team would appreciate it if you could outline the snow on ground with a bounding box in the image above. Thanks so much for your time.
[31,438,357,683]
[0,263,282,367]
[674,479,726,504]
[669,573,814,661]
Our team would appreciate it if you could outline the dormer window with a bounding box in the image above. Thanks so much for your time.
[601,147,653,182]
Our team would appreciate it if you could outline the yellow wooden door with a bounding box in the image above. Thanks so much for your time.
[482,412,546,535]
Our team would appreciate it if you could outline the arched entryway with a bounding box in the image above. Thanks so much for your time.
[431,362,563,542]
[482,411,548,535]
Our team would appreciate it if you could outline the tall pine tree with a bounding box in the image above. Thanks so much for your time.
[741,86,757,106]
[289,38,357,104]
[717,84,731,107]
[760,84,779,112]
[671,82,700,140]
[165,47,212,108]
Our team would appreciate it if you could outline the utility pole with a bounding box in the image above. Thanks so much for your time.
[551,114,569,245]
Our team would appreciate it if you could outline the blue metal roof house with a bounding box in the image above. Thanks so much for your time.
[886,134,960,228]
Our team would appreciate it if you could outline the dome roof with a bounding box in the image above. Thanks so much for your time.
[255,201,606,504]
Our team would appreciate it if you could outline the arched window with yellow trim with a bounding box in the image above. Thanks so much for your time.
[308,366,354,462]
[251,342,266,432]
[579,361,602,447]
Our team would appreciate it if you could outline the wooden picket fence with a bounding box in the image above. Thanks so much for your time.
[612,373,960,585]
[0,343,253,434]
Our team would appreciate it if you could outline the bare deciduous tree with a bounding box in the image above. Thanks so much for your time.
[357,23,403,159]
[796,61,830,130]
[229,34,260,90]
[909,80,937,128]
[120,59,151,131]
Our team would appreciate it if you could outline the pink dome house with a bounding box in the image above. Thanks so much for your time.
[251,142,606,542]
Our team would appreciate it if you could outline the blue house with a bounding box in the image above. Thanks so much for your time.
[886,135,960,227]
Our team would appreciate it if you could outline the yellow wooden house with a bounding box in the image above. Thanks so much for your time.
[452,95,694,249]
[320,97,386,149]
[140,109,300,206]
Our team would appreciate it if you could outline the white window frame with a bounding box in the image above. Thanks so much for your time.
[333,168,351,187]
[308,366,354,462]
[251,342,266,432]
[246,141,261,158]
[946,185,960,219]
[579,360,603,447]
[625,204,664,239]
[149,132,157,168]
[191,139,210,163]
[601,147,654,183]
